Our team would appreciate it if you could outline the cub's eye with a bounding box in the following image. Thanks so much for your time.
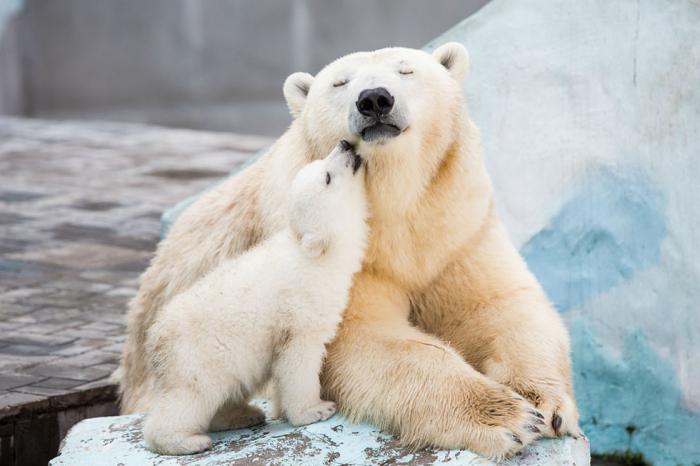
[399,69,414,75]
[326,172,331,185]
[333,79,348,88]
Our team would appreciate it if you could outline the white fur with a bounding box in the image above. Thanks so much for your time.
[120,44,580,460]
[143,144,368,455]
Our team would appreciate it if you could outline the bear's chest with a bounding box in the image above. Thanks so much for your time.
[364,189,491,290]
[364,215,460,290]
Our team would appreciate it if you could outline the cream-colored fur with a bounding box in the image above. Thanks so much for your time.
[118,43,581,460]
[143,145,368,455]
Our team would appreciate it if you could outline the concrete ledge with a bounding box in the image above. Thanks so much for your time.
[51,400,590,465]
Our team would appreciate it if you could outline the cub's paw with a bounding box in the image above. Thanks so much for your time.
[174,434,213,455]
[146,432,212,456]
[210,403,266,432]
[288,400,337,426]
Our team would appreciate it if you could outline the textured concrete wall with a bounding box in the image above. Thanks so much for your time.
[2,0,489,135]
[427,0,700,464]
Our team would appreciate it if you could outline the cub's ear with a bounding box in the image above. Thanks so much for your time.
[284,72,315,118]
[432,42,469,82]
[300,232,328,258]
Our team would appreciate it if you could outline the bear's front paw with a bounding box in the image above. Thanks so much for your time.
[531,390,583,439]
[287,400,337,426]
[464,383,547,460]
[493,395,546,459]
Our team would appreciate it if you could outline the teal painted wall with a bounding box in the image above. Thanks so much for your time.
[428,1,700,464]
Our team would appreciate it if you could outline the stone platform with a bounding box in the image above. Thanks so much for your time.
[51,400,590,466]
[0,117,270,465]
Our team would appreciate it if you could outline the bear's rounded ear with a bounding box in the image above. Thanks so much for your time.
[284,72,315,118]
[432,42,469,82]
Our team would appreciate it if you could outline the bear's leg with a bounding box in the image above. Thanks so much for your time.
[322,273,545,460]
[272,332,337,426]
[143,386,227,455]
[118,166,270,415]
[411,222,582,439]
[471,295,582,439]
[209,399,266,432]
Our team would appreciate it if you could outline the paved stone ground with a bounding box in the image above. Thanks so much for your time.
[0,117,268,462]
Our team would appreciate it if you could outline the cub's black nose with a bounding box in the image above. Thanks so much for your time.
[356,87,394,117]
[339,140,354,152]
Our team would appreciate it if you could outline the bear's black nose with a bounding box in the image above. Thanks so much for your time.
[356,87,394,117]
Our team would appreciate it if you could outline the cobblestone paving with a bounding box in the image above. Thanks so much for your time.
[0,117,268,420]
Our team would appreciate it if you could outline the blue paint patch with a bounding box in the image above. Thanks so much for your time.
[571,320,700,466]
[0,259,24,272]
[521,168,665,312]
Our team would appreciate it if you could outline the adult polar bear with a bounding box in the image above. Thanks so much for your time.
[118,43,580,459]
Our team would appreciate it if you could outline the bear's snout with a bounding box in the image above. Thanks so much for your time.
[351,87,404,143]
[356,87,394,117]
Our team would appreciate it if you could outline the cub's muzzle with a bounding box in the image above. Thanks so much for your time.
[337,140,364,175]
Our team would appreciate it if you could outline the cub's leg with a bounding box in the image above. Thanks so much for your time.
[322,273,545,460]
[209,398,266,432]
[272,332,337,426]
[143,385,229,455]
[412,221,582,438]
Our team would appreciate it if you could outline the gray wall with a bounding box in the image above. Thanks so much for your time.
[1,0,489,135]
[0,0,23,116]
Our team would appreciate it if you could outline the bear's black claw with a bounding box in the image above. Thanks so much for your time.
[552,414,563,432]
[525,424,541,433]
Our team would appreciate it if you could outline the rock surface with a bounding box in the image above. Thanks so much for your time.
[51,400,590,466]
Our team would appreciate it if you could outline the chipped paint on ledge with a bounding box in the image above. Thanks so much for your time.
[52,400,590,466]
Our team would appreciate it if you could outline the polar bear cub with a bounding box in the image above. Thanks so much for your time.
[143,141,368,455]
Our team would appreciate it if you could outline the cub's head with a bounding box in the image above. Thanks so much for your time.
[283,43,469,158]
[288,141,368,259]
